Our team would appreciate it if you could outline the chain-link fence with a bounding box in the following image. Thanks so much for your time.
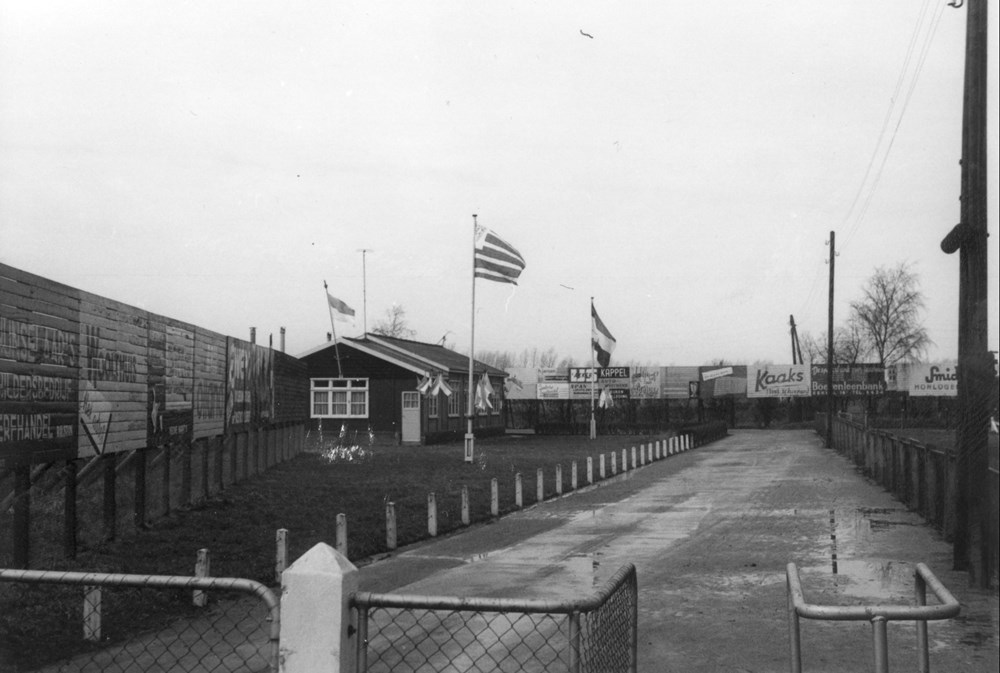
[0,568,279,672]
[352,563,637,673]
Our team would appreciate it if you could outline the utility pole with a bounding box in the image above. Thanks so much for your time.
[357,249,373,336]
[940,0,990,587]
[826,232,835,449]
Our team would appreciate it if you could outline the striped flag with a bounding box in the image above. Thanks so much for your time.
[474,224,526,285]
[327,293,356,322]
[591,302,616,368]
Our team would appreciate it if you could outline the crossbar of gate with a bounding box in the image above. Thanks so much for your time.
[0,568,280,673]
[786,562,960,673]
[351,562,637,673]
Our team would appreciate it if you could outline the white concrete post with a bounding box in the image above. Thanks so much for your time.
[600,454,606,479]
[461,486,470,525]
[555,464,563,495]
[490,478,499,517]
[587,456,594,484]
[276,528,289,584]
[536,468,544,502]
[280,543,357,673]
[639,444,645,466]
[428,492,437,536]
[622,449,628,471]
[515,473,523,508]
[571,461,578,490]
[631,446,637,470]
[336,513,348,557]
[386,502,397,550]
[610,451,617,475]
[193,548,210,607]
[83,586,101,642]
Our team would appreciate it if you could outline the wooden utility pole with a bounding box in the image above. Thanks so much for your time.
[941,0,991,587]
[826,232,835,448]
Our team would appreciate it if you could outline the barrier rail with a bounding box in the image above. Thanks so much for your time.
[352,562,637,673]
[786,562,960,673]
[0,568,280,672]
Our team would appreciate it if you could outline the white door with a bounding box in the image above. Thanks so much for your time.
[401,391,421,443]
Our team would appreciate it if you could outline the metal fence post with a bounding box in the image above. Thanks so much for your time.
[568,611,582,673]
[276,529,289,584]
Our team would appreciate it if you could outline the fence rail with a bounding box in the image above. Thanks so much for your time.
[0,567,280,672]
[351,562,638,673]
[786,562,959,673]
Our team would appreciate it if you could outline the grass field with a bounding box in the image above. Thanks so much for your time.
[1,431,684,670]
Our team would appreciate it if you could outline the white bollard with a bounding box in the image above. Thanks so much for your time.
[490,478,499,517]
[639,444,645,466]
[555,464,563,495]
[280,543,357,673]
[84,586,102,642]
[336,513,348,556]
[515,473,523,508]
[193,548,210,607]
[571,461,578,490]
[600,453,606,479]
[587,456,594,484]
[428,492,437,536]
[622,449,628,471]
[276,529,289,584]
[537,468,544,502]
[461,486,470,526]
[611,451,617,475]
[386,502,397,550]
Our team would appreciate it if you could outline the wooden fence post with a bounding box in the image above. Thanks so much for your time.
[336,513,348,556]
[276,528,289,583]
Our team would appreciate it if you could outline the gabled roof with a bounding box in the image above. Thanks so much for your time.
[297,334,507,378]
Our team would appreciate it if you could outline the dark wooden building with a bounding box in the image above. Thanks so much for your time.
[298,334,507,444]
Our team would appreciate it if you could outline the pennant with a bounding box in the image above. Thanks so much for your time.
[474,224,526,285]
[327,293,356,322]
[591,302,617,368]
[429,374,453,397]
[416,375,432,395]
[598,387,614,409]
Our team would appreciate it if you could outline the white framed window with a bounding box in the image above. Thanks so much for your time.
[311,378,369,418]
[427,393,439,417]
[448,380,462,417]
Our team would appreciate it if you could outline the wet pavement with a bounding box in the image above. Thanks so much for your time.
[357,429,999,672]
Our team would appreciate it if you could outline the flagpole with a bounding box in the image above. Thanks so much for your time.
[465,215,478,463]
[590,297,597,439]
[323,280,344,378]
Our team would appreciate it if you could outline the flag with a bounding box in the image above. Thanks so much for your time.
[598,386,614,409]
[327,293,356,322]
[416,375,433,395]
[474,224,526,285]
[475,372,494,411]
[429,374,453,397]
[591,303,616,367]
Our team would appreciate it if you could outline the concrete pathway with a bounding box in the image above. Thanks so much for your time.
[357,429,999,672]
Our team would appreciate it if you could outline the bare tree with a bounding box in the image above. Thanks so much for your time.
[371,304,416,339]
[849,263,930,366]
[802,319,870,365]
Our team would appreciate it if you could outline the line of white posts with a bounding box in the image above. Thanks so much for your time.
[83,434,696,671]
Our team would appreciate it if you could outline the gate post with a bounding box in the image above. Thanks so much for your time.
[281,543,358,673]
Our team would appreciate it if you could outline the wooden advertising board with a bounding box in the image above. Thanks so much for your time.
[193,327,227,439]
[76,291,148,458]
[225,338,274,432]
[1,264,80,468]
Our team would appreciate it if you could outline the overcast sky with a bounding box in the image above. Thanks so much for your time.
[2,1,997,366]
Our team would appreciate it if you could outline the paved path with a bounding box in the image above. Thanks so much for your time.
[358,429,999,672]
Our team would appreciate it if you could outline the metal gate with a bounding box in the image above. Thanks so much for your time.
[352,562,637,673]
[0,567,280,672]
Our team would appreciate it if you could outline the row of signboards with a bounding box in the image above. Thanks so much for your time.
[1,263,306,469]
[503,363,959,401]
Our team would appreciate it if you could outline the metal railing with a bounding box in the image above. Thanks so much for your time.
[0,568,280,672]
[786,562,960,673]
[351,562,637,673]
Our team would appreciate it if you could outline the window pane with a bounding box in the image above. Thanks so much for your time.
[332,391,348,415]
[351,391,367,416]
[312,391,329,415]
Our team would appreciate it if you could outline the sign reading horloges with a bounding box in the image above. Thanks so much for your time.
[746,364,811,398]
[906,363,958,397]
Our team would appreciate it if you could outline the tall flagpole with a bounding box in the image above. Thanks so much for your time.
[465,214,478,463]
[590,297,597,439]
[323,280,344,378]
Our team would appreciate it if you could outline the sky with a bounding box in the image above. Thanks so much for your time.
[2,1,998,367]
